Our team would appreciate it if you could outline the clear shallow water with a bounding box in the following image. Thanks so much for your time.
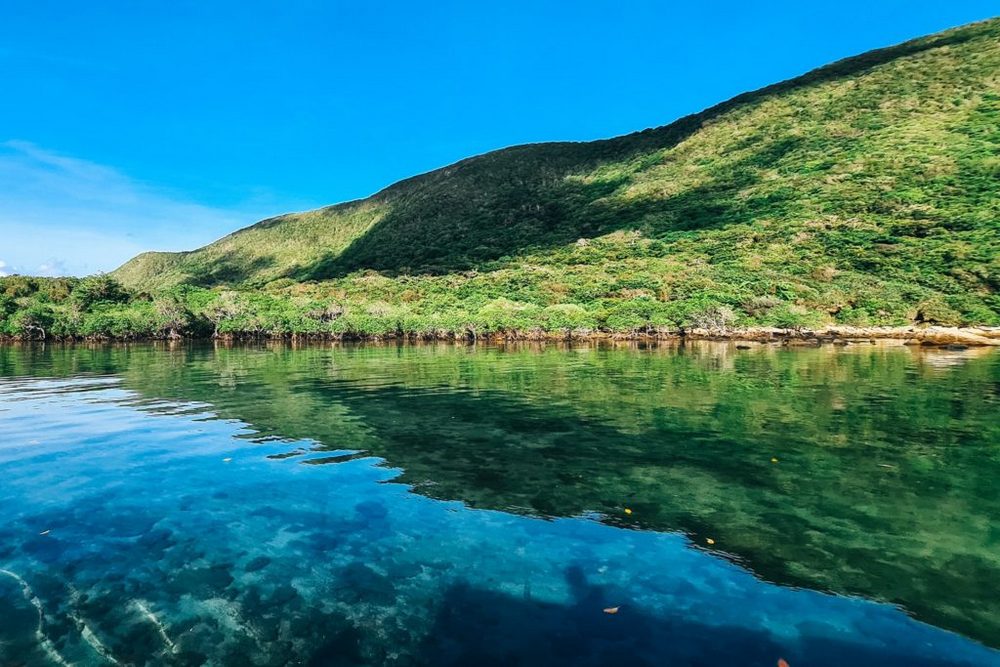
[0,342,998,666]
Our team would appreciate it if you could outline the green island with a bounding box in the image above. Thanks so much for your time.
[2,18,998,341]
[3,11,1000,666]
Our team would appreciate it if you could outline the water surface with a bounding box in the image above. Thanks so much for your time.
[0,341,997,665]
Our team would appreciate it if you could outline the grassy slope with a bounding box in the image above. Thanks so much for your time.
[115,18,999,330]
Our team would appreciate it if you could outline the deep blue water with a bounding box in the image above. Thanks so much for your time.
[0,345,998,666]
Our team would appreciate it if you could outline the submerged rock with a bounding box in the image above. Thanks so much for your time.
[167,564,235,598]
[267,584,300,607]
[244,555,272,573]
[21,535,69,564]
[355,500,389,521]
[137,528,176,557]
[332,563,396,605]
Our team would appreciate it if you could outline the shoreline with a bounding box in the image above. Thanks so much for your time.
[2,325,998,347]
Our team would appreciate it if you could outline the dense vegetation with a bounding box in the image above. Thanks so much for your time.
[5,18,1000,339]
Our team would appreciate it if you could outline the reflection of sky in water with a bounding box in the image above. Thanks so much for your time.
[0,377,997,666]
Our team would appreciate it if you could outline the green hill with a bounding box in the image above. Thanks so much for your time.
[5,19,999,340]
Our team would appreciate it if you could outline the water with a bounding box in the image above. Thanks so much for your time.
[0,341,997,666]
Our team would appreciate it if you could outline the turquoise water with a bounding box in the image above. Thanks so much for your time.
[0,342,998,665]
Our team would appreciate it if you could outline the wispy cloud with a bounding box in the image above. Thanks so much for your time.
[0,141,271,276]
[36,258,70,277]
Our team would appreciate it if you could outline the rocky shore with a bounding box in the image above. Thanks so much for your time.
[3,325,999,347]
[681,325,1000,347]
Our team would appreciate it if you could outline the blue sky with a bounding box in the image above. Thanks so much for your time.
[1,1,996,276]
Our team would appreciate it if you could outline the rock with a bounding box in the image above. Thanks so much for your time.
[267,584,299,606]
[354,500,388,521]
[244,556,272,573]
[168,564,234,597]
[332,563,396,605]
[913,326,1000,347]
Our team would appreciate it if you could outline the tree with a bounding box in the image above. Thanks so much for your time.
[11,304,54,340]
[1,275,36,299]
[71,274,129,309]
[205,291,245,337]
[154,297,191,339]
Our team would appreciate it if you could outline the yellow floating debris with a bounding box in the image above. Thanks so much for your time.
[624,508,633,515]
[706,538,715,545]
[771,458,779,463]
[603,606,620,614]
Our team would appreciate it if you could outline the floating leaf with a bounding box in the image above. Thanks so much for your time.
[38,530,50,536]
[778,659,790,667]
[624,508,633,515]
[603,606,620,614]
[706,537,715,545]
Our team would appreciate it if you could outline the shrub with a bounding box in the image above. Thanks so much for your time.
[912,298,962,325]
[766,304,823,329]
[0,295,15,319]
[686,305,737,330]
[604,298,675,332]
[741,295,782,318]
[475,299,540,332]
[542,304,597,331]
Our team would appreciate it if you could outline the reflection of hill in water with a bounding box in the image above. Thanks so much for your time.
[1,341,998,646]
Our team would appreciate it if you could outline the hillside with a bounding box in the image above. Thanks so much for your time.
[4,19,999,340]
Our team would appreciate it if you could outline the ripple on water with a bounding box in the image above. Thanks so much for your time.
[0,349,998,666]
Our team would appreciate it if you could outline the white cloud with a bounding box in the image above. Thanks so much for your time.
[0,141,276,276]
[36,258,69,277]
[0,259,8,278]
